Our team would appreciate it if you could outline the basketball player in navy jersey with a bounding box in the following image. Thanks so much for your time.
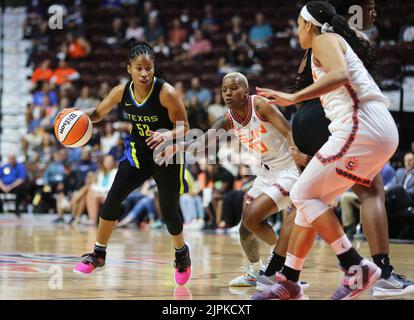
[73,41,192,286]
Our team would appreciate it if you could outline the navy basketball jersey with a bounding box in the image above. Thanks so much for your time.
[120,77,173,167]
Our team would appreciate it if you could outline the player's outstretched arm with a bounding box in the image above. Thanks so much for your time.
[184,114,231,153]
[256,35,349,107]
[84,84,125,123]
[153,114,230,166]
[295,34,350,103]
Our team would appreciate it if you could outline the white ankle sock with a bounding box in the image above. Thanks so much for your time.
[249,259,263,272]
[330,234,352,255]
[95,241,107,248]
[285,252,305,271]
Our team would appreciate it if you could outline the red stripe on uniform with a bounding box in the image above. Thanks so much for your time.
[316,83,360,165]
[244,194,255,202]
[230,95,253,126]
[335,168,372,187]
[273,183,290,197]
[226,112,234,129]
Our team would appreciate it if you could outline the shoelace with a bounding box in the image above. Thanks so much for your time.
[175,254,190,273]
[175,259,187,272]
[238,266,255,278]
[269,283,291,300]
[392,273,414,285]
[389,266,412,284]
[394,274,407,280]
[255,282,292,300]
[81,253,99,266]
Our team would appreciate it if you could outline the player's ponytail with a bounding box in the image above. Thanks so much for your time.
[291,49,314,92]
[330,13,380,84]
[126,40,166,80]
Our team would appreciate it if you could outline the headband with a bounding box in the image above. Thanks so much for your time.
[300,5,335,33]
[300,5,323,27]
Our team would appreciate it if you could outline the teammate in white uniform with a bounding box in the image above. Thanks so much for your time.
[220,73,300,288]
[254,1,398,300]
[226,94,298,211]
[166,72,301,288]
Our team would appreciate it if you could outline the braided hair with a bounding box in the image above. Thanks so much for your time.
[127,40,166,80]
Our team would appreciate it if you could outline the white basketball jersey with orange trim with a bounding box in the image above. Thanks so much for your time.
[311,34,389,126]
[226,95,296,171]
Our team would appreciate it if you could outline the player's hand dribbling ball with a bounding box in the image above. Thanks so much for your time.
[54,108,93,148]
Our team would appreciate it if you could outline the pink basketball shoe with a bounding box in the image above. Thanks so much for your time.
[251,272,304,300]
[73,252,105,276]
[331,259,381,300]
[174,243,191,286]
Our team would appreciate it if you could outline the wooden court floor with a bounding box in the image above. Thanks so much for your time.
[0,214,413,300]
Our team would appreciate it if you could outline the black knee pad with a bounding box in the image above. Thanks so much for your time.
[157,188,183,236]
[164,217,183,236]
[159,199,183,236]
[99,201,123,221]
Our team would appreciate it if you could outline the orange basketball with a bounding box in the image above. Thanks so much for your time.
[54,108,93,148]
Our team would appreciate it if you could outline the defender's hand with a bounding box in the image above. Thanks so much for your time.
[146,130,173,150]
[289,147,311,168]
[256,87,298,107]
[154,144,179,167]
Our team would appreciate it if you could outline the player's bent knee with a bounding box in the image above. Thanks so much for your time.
[239,222,253,240]
[99,206,122,221]
[99,194,124,221]
[165,223,183,236]
[242,206,258,232]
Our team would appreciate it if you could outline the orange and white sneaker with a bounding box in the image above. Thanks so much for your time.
[229,266,260,287]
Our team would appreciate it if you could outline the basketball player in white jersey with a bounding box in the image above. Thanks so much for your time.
[253,1,398,300]
[159,72,303,288]
[221,73,301,288]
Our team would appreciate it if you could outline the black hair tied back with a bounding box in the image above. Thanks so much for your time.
[306,1,380,84]
[126,39,166,80]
